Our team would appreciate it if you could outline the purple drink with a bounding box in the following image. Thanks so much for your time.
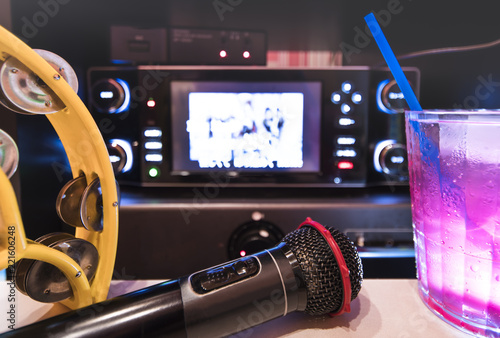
[406,111,500,336]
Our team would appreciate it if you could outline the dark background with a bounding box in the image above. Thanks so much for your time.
[2,0,500,278]
[9,0,500,107]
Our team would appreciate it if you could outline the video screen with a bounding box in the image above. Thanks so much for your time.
[171,81,321,173]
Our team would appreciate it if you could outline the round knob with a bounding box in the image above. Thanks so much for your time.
[228,220,284,260]
[107,139,133,174]
[91,78,130,113]
[377,79,410,114]
[374,140,408,179]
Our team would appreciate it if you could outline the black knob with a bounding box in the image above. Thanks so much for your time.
[377,141,408,178]
[379,79,410,113]
[91,78,130,113]
[106,139,133,174]
[228,220,284,260]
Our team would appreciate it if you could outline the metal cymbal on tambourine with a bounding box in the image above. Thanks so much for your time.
[80,177,105,232]
[14,232,99,303]
[56,175,87,228]
[0,129,18,178]
[14,233,73,295]
[56,176,119,232]
[0,49,78,114]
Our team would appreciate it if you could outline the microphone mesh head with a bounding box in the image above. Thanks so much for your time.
[283,225,363,315]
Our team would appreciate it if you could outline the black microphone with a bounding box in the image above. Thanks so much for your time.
[4,218,363,338]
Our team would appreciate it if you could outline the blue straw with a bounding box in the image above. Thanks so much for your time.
[364,13,422,111]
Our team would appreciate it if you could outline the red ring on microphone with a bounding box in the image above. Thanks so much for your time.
[298,217,352,316]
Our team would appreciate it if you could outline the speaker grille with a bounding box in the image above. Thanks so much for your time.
[283,225,363,315]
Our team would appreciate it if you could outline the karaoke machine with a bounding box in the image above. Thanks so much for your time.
[87,66,420,188]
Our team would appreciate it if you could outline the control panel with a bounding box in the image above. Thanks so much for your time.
[87,66,419,187]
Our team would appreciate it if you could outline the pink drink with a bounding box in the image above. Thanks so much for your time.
[406,111,500,336]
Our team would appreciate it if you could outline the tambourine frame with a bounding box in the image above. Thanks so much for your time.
[0,25,119,310]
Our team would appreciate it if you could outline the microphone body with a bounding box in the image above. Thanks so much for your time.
[4,244,305,338]
[181,243,306,337]
[46,280,186,338]
[4,221,362,338]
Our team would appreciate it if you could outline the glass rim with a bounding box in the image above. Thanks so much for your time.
[405,110,500,122]
[406,109,500,115]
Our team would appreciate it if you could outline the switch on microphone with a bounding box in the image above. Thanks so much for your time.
[191,256,259,294]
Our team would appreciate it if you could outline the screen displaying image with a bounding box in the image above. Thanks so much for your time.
[171,81,321,173]
[187,92,303,169]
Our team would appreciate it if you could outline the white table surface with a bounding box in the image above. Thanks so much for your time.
[0,279,471,337]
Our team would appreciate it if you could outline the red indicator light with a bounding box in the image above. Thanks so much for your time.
[240,250,247,257]
[338,161,354,170]
[220,50,227,58]
[243,51,251,59]
[147,99,156,108]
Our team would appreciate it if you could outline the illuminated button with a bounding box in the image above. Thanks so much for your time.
[220,50,227,58]
[342,81,353,93]
[338,161,354,170]
[100,91,114,99]
[148,167,160,178]
[145,154,163,162]
[147,99,156,108]
[336,149,357,157]
[352,92,363,104]
[145,141,162,150]
[339,118,355,126]
[243,51,251,59]
[337,137,356,145]
[391,155,405,164]
[331,92,342,104]
[341,103,352,114]
[389,92,405,100]
[144,129,162,138]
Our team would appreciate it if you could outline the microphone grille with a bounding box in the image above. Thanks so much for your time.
[283,225,363,315]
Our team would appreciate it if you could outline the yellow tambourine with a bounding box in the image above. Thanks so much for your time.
[0,25,119,310]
